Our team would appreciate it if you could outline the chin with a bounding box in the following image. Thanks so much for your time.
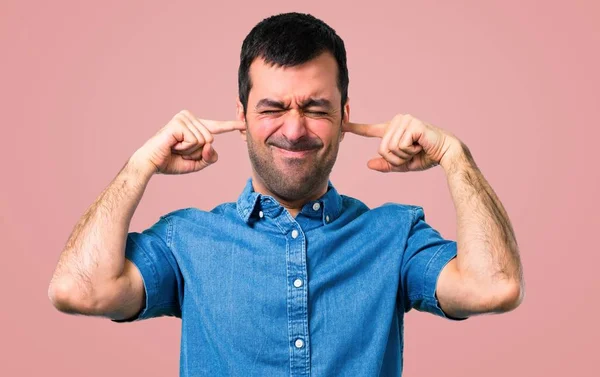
[248,144,335,201]
[267,173,323,201]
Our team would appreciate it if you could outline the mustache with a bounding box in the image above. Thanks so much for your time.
[267,136,323,151]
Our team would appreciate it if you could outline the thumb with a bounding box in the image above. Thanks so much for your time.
[367,157,392,172]
[202,143,219,164]
[367,157,410,173]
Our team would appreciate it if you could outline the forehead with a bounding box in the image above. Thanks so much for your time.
[248,52,340,103]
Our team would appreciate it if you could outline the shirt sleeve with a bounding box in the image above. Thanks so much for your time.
[400,206,467,321]
[112,215,183,323]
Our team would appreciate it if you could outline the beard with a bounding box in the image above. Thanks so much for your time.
[246,128,341,202]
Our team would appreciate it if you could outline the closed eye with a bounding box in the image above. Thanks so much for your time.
[259,109,329,116]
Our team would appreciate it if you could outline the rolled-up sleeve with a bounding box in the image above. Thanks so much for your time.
[400,206,466,321]
[112,215,183,323]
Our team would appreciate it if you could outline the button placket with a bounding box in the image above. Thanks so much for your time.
[279,219,310,376]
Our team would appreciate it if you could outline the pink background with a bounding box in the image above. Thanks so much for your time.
[1,0,598,375]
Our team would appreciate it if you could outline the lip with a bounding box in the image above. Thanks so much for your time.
[271,146,317,158]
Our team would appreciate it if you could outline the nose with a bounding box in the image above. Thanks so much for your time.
[279,109,308,142]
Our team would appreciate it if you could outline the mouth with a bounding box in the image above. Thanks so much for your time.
[271,146,318,158]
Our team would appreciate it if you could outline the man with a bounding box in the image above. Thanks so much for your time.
[48,12,524,377]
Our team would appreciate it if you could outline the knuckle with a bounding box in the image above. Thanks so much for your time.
[383,155,395,165]
[173,119,186,128]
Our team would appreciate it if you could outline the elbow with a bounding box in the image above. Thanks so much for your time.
[48,278,104,315]
[449,281,524,317]
[48,278,82,314]
[499,280,525,312]
[485,279,525,313]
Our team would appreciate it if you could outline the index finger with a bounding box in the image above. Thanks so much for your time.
[199,119,246,134]
[343,122,387,138]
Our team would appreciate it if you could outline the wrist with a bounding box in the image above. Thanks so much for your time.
[439,140,474,175]
[127,150,158,180]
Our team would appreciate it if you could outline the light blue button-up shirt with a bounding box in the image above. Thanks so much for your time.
[115,178,466,376]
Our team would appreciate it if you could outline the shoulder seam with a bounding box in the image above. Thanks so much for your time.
[158,215,174,249]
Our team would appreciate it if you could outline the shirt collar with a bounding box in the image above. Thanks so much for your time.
[236,178,343,225]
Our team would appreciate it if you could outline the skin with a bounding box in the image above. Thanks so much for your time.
[49,51,523,322]
[343,116,524,317]
[47,113,245,319]
[236,53,349,216]
[240,53,524,316]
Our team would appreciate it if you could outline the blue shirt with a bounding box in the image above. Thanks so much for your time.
[115,178,466,376]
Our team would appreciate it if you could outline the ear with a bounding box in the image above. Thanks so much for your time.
[340,97,350,142]
[236,98,247,142]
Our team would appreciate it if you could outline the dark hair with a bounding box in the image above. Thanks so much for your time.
[238,12,349,116]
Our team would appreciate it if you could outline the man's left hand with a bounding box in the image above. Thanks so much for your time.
[343,114,462,172]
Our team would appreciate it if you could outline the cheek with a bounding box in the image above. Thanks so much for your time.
[248,120,278,141]
[256,117,282,131]
[307,122,340,144]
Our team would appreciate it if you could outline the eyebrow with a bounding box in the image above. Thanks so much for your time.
[255,98,333,110]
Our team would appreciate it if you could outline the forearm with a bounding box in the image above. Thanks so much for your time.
[49,153,155,310]
[440,142,524,302]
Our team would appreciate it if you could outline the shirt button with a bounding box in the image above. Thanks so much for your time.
[293,278,303,288]
[295,338,304,348]
[259,211,264,218]
[312,202,321,211]
[291,229,299,239]
[325,215,330,223]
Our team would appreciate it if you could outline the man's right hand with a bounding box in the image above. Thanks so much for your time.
[131,110,246,175]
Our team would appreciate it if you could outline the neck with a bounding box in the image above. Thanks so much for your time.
[251,173,328,217]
